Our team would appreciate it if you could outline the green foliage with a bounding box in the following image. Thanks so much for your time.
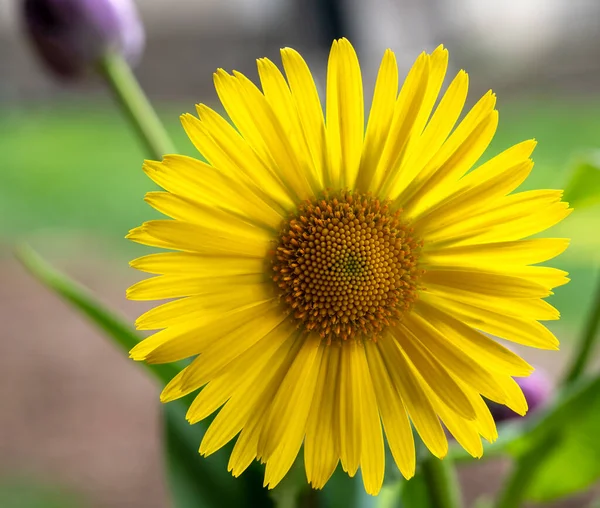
[506,375,600,503]
[398,471,432,508]
[525,411,600,502]
[564,155,600,209]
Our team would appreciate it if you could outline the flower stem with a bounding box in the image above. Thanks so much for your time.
[97,51,175,160]
[422,457,463,508]
[563,272,600,384]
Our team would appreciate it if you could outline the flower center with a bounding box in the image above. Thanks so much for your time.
[272,191,423,342]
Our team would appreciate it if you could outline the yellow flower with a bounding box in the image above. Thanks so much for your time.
[127,39,570,495]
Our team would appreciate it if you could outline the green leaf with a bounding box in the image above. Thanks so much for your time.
[563,155,600,209]
[526,417,600,502]
[507,375,600,502]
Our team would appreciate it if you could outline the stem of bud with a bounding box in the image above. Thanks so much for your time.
[98,51,175,160]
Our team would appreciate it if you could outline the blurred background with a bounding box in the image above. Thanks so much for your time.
[2,0,600,506]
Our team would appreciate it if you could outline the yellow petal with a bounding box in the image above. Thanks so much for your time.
[364,340,415,479]
[280,47,327,186]
[371,52,430,193]
[184,318,297,420]
[326,38,364,188]
[379,45,448,196]
[305,345,340,489]
[463,139,537,186]
[126,272,268,301]
[355,49,398,193]
[430,391,484,458]
[338,341,363,475]
[407,45,449,147]
[214,70,314,201]
[257,57,321,191]
[404,109,499,216]
[263,339,323,489]
[130,319,208,363]
[422,264,568,292]
[401,313,512,407]
[325,40,342,188]
[199,331,302,457]
[465,385,498,443]
[414,300,536,374]
[126,219,270,258]
[414,158,533,234]
[130,251,264,276]
[422,269,552,299]
[258,334,323,462]
[134,286,272,330]
[377,334,448,459]
[427,190,571,246]
[419,294,559,350]
[182,109,294,213]
[176,305,287,390]
[228,424,261,478]
[493,374,528,416]
[392,327,476,420]
[134,296,207,331]
[144,155,282,229]
[354,343,385,496]
[422,238,570,268]
[396,90,497,213]
[146,300,280,365]
[387,70,469,200]
[425,285,560,321]
[144,191,229,226]
[227,334,304,477]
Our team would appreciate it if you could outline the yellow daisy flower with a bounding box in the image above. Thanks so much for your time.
[127,39,570,495]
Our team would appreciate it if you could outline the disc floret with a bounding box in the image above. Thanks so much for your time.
[272,191,423,342]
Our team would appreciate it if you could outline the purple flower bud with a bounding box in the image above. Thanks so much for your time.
[489,368,552,423]
[22,0,145,79]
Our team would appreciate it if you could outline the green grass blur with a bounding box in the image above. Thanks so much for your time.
[2,96,599,332]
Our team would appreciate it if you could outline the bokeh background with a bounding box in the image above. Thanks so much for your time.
[2,0,600,506]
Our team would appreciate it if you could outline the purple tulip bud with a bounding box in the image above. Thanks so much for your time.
[489,368,552,423]
[22,0,145,79]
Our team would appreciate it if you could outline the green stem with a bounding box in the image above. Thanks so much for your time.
[563,272,600,384]
[422,457,463,508]
[97,51,175,160]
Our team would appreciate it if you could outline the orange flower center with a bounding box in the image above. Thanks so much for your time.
[272,191,423,342]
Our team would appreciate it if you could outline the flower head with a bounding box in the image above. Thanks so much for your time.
[22,0,144,78]
[127,39,570,495]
